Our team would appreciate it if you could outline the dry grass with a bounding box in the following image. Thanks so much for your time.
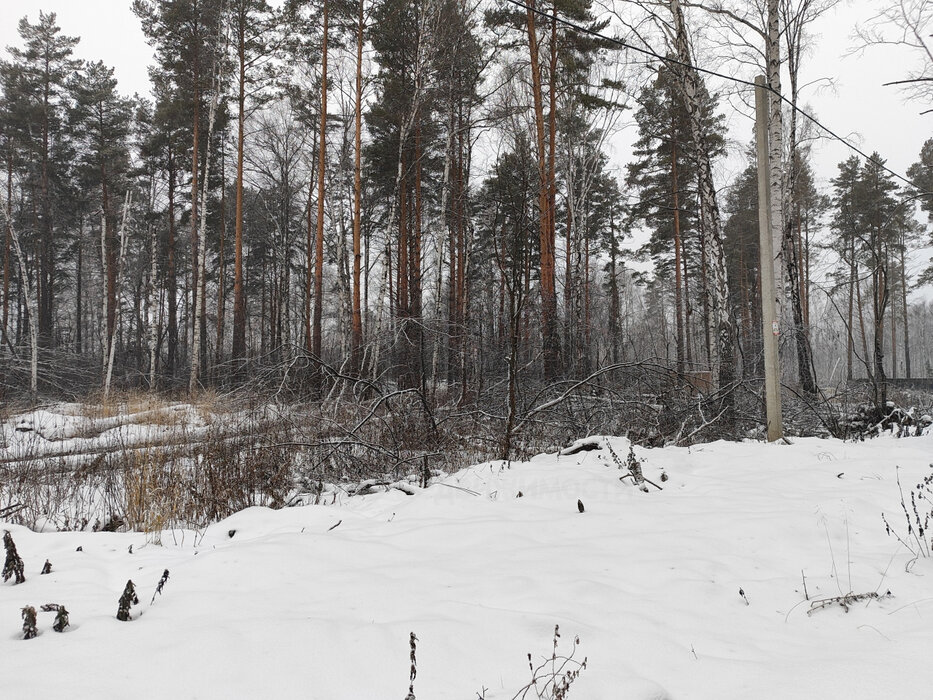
[124,448,185,541]
[190,387,229,423]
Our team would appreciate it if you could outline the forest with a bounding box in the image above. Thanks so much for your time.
[4,3,933,696]
[1,0,932,453]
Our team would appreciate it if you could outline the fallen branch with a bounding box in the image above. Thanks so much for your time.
[807,590,891,615]
[0,503,25,519]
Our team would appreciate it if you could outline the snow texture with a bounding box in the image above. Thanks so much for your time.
[2,433,933,698]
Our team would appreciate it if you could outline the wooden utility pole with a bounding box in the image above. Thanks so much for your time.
[755,76,783,441]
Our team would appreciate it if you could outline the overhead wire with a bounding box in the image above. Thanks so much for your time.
[500,0,931,196]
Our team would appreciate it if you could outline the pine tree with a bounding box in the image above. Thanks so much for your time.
[134,0,227,389]
[230,0,276,363]
[831,154,905,408]
[70,61,134,371]
[908,139,933,288]
[722,160,762,377]
[366,0,443,390]
[5,13,80,348]
[627,64,724,373]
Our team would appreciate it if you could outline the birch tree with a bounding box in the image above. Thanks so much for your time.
[0,201,37,397]
[668,0,735,395]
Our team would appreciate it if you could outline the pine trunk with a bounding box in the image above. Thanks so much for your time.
[3,152,12,354]
[350,0,365,375]
[313,0,329,373]
[526,1,559,380]
[232,3,248,361]
[900,242,911,378]
[215,148,226,367]
[167,152,178,378]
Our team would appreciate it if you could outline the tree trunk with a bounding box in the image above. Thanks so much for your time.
[167,149,178,377]
[526,0,559,380]
[548,6,560,375]
[670,0,734,398]
[766,0,785,326]
[104,192,132,400]
[1,202,38,397]
[672,137,684,374]
[313,0,329,376]
[890,260,897,379]
[215,140,226,368]
[782,10,817,393]
[412,123,424,391]
[900,240,911,378]
[682,233,694,367]
[76,232,82,354]
[190,6,202,377]
[101,164,117,355]
[351,0,365,375]
[232,3,248,362]
[3,152,13,355]
[608,212,620,365]
[855,269,871,379]
[189,75,220,395]
[38,52,54,348]
[148,219,158,391]
[847,240,855,381]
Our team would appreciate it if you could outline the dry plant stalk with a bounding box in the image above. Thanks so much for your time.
[404,631,418,700]
[512,625,587,700]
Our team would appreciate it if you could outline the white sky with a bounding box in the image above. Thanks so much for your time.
[2,1,153,99]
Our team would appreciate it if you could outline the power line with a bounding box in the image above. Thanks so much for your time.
[501,0,931,196]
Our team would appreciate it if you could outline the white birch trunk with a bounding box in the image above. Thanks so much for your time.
[669,0,734,388]
[189,75,222,395]
[767,0,785,327]
[0,201,38,397]
[104,191,132,400]
[148,220,158,391]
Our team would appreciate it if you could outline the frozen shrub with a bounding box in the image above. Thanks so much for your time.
[117,580,139,621]
[2,531,25,584]
[41,604,70,632]
[21,605,37,639]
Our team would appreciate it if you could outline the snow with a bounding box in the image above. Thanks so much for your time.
[2,433,933,698]
[2,404,210,461]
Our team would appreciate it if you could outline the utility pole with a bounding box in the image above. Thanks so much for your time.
[755,76,783,441]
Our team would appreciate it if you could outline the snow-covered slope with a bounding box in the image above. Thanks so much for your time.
[2,435,932,698]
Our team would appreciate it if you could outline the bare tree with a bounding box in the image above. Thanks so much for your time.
[856,0,933,109]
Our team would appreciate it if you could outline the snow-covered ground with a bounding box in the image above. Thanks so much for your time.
[2,433,933,698]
